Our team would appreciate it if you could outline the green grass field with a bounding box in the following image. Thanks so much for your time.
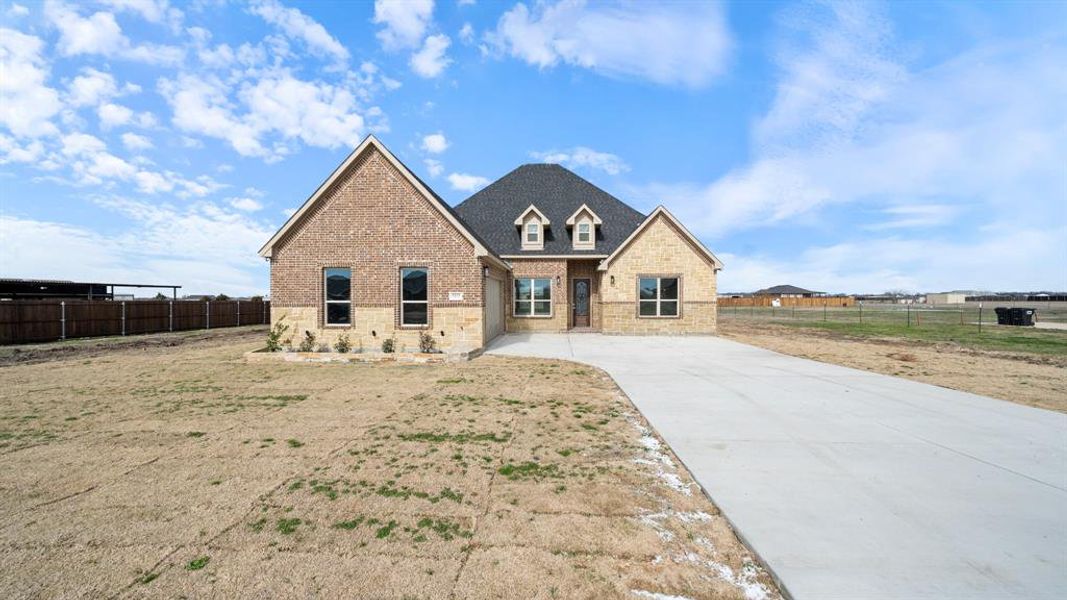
[721,303,1067,356]
[767,320,1067,356]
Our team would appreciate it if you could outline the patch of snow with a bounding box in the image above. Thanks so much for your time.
[631,590,695,600]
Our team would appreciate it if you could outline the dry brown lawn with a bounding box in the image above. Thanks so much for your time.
[0,329,778,600]
[720,320,1067,413]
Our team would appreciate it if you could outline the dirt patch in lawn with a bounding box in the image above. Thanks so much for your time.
[0,325,268,367]
[720,320,1067,413]
[0,334,779,600]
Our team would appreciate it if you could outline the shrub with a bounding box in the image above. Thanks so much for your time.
[298,330,316,353]
[334,333,352,353]
[381,337,396,353]
[283,337,294,351]
[419,331,437,353]
[266,316,289,352]
[316,343,331,353]
[215,293,230,301]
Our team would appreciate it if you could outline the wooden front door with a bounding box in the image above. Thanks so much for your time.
[572,278,591,327]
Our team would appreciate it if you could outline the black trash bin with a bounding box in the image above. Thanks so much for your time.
[994,307,1011,325]
[1009,307,1037,326]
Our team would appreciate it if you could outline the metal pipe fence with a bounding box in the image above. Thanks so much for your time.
[0,300,270,345]
[719,302,1067,327]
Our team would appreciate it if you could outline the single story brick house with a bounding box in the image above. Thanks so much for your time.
[259,136,723,352]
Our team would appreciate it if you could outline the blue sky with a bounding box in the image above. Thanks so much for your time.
[1,0,1064,296]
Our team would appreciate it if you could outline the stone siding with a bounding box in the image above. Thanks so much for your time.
[600,214,718,334]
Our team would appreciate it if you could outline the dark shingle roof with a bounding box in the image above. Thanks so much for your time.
[453,164,646,256]
[755,285,821,295]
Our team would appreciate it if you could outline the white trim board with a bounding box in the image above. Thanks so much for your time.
[598,206,724,271]
[258,135,509,272]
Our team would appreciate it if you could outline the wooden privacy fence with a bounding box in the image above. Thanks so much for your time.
[0,300,270,345]
[718,296,856,308]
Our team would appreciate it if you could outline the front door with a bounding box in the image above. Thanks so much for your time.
[572,278,590,327]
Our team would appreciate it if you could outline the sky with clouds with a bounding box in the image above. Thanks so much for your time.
[1,0,1064,296]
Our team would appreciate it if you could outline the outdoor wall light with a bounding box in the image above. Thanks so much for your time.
[440,330,445,337]
[556,275,561,285]
[610,275,615,286]
[483,266,489,278]
[371,330,377,337]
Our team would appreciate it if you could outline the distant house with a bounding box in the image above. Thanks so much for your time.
[926,292,968,305]
[754,284,822,298]
[259,135,724,353]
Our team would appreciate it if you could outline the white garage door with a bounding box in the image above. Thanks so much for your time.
[484,277,504,343]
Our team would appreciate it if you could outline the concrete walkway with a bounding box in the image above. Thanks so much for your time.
[486,333,1067,600]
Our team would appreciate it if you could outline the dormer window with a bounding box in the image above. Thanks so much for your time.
[577,222,591,243]
[565,204,602,250]
[515,204,549,251]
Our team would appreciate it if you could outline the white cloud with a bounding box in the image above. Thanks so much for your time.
[459,22,474,44]
[53,131,221,197]
[7,4,29,17]
[410,33,451,78]
[60,132,107,156]
[420,132,448,154]
[240,74,365,149]
[248,0,349,65]
[66,67,118,107]
[532,146,628,175]
[639,3,1067,241]
[447,172,489,192]
[98,102,133,128]
[159,71,368,161]
[374,0,435,50]
[229,196,264,212]
[100,0,183,31]
[44,0,183,65]
[864,204,958,231]
[487,0,733,88]
[424,158,443,177]
[121,132,153,151]
[0,134,45,164]
[0,28,63,138]
[718,227,1066,295]
[0,208,270,295]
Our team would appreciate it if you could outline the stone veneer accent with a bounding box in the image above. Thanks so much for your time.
[599,214,718,334]
[268,146,487,351]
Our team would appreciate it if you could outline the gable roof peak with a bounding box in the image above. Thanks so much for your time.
[258,134,507,271]
[514,204,550,225]
[565,203,603,226]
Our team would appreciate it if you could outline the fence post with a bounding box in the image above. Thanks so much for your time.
[206,301,210,329]
[907,303,910,328]
[859,302,863,324]
[121,301,126,336]
[236,301,240,327]
[823,300,827,321]
[978,303,982,334]
[169,301,174,331]
[61,301,66,340]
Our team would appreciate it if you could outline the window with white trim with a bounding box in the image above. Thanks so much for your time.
[577,222,591,243]
[526,222,540,243]
[514,278,552,317]
[639,277,679,317]
[324,267,351,325]
[400,267,428,326]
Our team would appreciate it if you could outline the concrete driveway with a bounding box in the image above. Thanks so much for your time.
[486,333,1067,600]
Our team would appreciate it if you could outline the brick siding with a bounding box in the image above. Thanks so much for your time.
[269,146,486,351]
